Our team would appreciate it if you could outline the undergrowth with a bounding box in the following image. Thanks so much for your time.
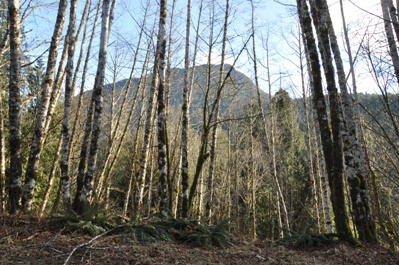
[123,213,233,249]
[63,207,233,249]
[63,204,115,236]
[277,221,338,249]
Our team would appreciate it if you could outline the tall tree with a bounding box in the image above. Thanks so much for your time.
[73,0,116,213]
[381,0,399,84]
[180,0,203,218]
[181,0,192,219]
[60,0,79,211]
[134,5,163,219]
[8,0,23,214]
[22,0,68,211]
[318,0,376,241]
[156,0,168,215]
[206,0,229,223]
[296,0,354,243]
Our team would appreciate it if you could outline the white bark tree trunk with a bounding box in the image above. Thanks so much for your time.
[322,0,376,241]
[206,0,229,223]
[8,0,23,214]
[381,0,399,84]
[22,0,68,211]
[60,0,79,212]
[74,0,116,213]
[181,0,192,218]
[156,0,168,216]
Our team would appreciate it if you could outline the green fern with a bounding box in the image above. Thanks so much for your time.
[179,218,232,249]
[63,204,115,236]
[122,214,232,248]
[277,220,337,249]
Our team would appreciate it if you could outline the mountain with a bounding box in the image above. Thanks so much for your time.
[103,64,269,124]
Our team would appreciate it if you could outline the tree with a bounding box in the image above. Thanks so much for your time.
[181,0,193,219]
[73,0,116,213]
[296,0,354,243]
[181,0,204,219]
[22,0,68,211]
[8,0,23,214]
[272,89,310,231]
[60,0,79,211]
[156,0,168,216]
[320,0,376,241]
[205,0,230,223]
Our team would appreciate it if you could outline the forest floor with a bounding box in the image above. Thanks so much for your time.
[1,215,399,265]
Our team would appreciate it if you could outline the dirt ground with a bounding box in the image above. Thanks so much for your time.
[1,216,399,265]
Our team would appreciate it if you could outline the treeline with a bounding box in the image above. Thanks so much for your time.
[1,0,399,251]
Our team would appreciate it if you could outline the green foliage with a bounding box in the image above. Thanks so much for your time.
[179,218,232,249]
[277,221,337,249]
[63,204,115,236]
[124,223,175,242]
[123,213,233,249]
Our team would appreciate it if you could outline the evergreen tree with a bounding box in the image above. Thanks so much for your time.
[271,89,310,231]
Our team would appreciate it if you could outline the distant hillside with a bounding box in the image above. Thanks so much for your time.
[293,92,399,133]
[103,64,269,124]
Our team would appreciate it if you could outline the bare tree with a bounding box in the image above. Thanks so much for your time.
[60,0,79,211]
[319,0,376,241]
[73,0,117,213]
[156,0,168,216]
[8,0,23,214]
[297,0,354,243]
[181,0,203,219]
[22,0,68,211]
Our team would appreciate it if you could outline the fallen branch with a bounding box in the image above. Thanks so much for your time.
[63,229,111,265]
[63,224,128,264]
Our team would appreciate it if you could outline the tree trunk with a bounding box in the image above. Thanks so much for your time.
[73,0,116,213]
[0,89,5,213]
[0,21,7,211]
[311,0,354,243]
[8,0,23,214]
[297,25,321,232]
[22,0,68,211]
[297,0,354,243]
[381,0,399,84]
[156,0,168,216]
[181,0,192,219]
[320,0,376,241]
[69,0,101,162]
[60,0,79,212]
[39,131,62,217]
[206,0,229,223]
[121,34,153,220]
[135,49,160,220]
[181,0,203,219]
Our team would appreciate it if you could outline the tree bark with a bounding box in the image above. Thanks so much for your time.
[39,130,62,217]
[381,0,399,84]
[181,0,203,219]
[297,0,354,243]
[0,89,5,213]
[206,0,230,223]
[8,0,23,214]
[73,0,116,213]
[181,0,192,219]
[60,0,79,211]
[22,0,68,211]
[69,0,101,182]
[156,0,168,215]
[322,0,376,241]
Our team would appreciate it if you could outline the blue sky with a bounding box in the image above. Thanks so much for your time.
[22,0,388,96]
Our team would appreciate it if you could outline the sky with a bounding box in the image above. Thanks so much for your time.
[23,0,389,97]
